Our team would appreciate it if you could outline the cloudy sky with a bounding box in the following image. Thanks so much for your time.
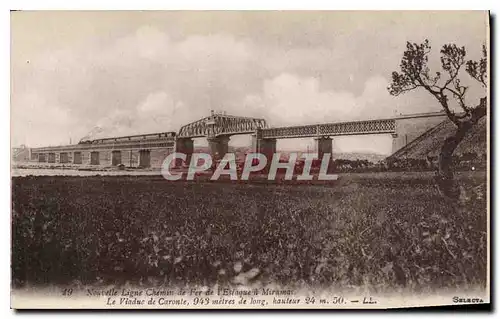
[11,11,488,154]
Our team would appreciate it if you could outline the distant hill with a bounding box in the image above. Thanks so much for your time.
[387,116,487,161]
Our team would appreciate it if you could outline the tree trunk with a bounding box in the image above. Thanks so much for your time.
[435,122,472,200]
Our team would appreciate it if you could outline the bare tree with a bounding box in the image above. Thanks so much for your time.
[388,40,487,200]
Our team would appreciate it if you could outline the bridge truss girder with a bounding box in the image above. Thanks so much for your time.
[177,114,267,139]
[260,118,396,139]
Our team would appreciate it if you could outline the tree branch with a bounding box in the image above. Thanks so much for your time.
[443,86,470,116]
[388,40,486,128]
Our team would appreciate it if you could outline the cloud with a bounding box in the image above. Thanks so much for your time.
[11,28,258,145]
[88,91,190,139]
[246,73,441,127]
[11,17,486,149]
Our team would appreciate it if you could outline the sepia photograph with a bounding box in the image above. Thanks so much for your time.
[9,10,490,309]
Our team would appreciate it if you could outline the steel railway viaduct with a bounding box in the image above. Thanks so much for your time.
[30,110,447,168]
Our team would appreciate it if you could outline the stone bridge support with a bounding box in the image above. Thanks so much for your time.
[253,137,276,158]
[315,136,332,161]
[252,135,277,172]
[174,138,194,167]
[315,136,334,173]
[208,136,230,162]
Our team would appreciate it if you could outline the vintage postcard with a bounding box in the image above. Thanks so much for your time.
[10,10,490,309]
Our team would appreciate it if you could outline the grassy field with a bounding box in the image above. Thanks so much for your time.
[11,172,488,293]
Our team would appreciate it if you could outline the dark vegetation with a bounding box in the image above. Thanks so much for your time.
[12,173,487,292]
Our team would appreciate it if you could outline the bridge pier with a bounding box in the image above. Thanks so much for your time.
[315,136,332,160]
[207,136,230,162]
[253,137,276,157]
[252,135,276,172]
[315,136,334,173]
[174,138,194,167]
